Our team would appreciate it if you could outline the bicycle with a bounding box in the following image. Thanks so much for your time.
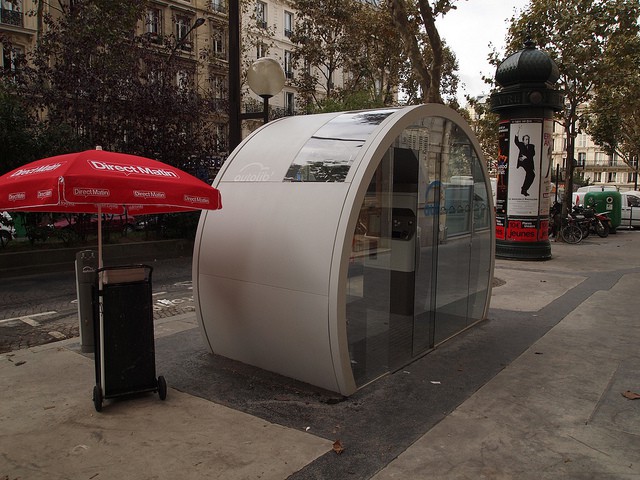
[559,213,583,244]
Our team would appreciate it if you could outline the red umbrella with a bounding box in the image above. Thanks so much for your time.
[0,148,222,267]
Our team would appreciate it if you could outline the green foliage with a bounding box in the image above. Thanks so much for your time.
[586,9,640,167]
[387,0,461,104]
[0,0,224,176]
[291,0,413,111]
[0,87,36,175]
[312,90,386,113]
[465,96,499,172]
[290,0,364,108]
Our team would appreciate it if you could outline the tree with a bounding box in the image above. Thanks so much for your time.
[290,0,363,110]
[0,86,36,175]
[464,95,499,173]
[586,15,640,187]
[341,2,407,107]
[8,0,222,171]
[506,0,640,213]
[387,0,461,104]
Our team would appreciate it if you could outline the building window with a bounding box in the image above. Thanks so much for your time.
[608,154,617,166]
[256,1,267,29]
[2,45,23,78]
[284,50,293,79]
[211,0,225,14]
[577,152,586,167]
[1,0,23,27]
[176,70,190,91]
[628,172,637,183]
[212,28,226,59]
[284,10,293,37]
[175,15,195,51]
[285,92,294,116]
[607,172,616,183]
[577,132,587,148]
[593,172,602,183]
[594,152,605,165]
[209,74,225,99]
[146,8,162,36]
[256,42,266,59]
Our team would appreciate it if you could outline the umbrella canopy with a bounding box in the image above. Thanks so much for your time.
[0,148,222,215]
[0,148,222,267]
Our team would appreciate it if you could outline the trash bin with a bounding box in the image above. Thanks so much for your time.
[75,250,98,353]
[584,191,622,231]
[92,264,166,412]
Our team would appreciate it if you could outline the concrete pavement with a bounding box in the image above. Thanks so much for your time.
[1,230,640,479]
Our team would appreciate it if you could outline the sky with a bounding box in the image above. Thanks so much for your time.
[437,0,531,104]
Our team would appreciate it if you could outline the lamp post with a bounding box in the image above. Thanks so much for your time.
[229,0,242,151]
[228,0,285,151]
[247,57,286,124]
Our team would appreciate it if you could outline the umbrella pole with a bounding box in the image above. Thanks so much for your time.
[98,205,103,270]
[97,205,105,396]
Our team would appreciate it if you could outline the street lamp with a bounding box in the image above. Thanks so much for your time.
[246,57,286,124]
[228,0,285,151]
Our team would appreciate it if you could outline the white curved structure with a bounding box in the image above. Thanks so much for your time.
[194,104,495,395]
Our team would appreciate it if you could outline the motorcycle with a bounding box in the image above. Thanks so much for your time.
[572,205,611,238]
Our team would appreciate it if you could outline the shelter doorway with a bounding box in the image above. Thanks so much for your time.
[347,119,492,388]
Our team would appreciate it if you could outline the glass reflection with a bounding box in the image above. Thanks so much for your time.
[285,109,397,182]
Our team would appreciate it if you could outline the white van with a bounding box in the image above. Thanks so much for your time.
[620,190,640,228]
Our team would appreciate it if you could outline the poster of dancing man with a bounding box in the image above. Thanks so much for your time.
[508,119,542,216]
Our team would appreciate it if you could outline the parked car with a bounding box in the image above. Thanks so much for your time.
[620,190,640,228]
[1,211,16,248]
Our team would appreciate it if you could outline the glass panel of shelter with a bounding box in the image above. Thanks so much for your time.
[284,109,397,182]
[347,116,490,388]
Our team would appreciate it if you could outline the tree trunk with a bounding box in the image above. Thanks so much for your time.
[417,0,443,103]
[389,0,431,99]
[562,119,576,216]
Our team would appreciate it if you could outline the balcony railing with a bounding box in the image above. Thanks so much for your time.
[1,8,23,27]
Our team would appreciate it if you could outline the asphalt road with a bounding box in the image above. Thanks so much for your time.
[0,256,194,353]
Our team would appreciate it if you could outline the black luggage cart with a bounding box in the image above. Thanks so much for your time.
[92,264,166,412]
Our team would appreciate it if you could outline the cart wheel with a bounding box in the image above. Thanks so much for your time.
[157,376,167,401]
[93,385,103,412]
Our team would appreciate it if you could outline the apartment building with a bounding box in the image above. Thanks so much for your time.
[2,0,364,153]
[551,119,638,192]
[0,0,37,75]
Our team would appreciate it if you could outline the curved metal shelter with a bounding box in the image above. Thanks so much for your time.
[194,104,495,395]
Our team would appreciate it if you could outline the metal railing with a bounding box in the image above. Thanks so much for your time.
[1,8,23,27]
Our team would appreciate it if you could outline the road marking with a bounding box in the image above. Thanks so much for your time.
[21,317,41,327]
[0,311,58,325]
[153,292,167,296]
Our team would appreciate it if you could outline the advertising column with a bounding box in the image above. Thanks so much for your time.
[495,119,553,246]
[490,39,563,260]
